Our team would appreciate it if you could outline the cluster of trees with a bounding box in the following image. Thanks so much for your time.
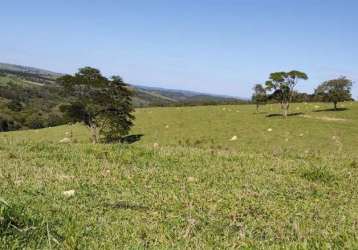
[0,67,135,143]
[252,71,353,116]
[0,80,68,131]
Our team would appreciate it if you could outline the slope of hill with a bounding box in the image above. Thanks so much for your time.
[0,62,62,79]
[0,62,243,131]
[1,103,357,248]
[0,63,242,106]
[134,85,241,105]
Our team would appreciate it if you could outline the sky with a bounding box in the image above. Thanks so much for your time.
[1,0,358,98]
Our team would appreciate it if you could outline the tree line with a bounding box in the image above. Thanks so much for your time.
[252,71,353,116]
[1,67,355,143]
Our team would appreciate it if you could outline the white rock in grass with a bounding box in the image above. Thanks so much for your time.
[63,190,75,197]
[229,136,238,141]
[165,125,169,129]
[153,143,160,148]
[267,128,273,132]
[59,137,71,144]
[187,176,197,183]
[299,133,304,137]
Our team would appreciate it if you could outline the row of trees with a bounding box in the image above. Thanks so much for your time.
[252,71,353,116]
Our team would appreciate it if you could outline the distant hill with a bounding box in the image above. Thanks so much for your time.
[133,85,240,106]
[0,62,62,79]
[0,62,244,131]
[0,62,243,106]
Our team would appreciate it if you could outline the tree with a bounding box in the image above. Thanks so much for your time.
[252,84,267,112]
[7,99,23,112]
[314,77,353,110]
[57,67,134,143]
[265,71,308,117]
[25,114,45,129]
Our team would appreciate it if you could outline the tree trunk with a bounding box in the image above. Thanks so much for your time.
[256,103,259,113]
[89,123,99,144]
[281,102,289,118]
[334,102,337,110]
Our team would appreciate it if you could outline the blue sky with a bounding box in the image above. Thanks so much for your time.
[1,0,357,98]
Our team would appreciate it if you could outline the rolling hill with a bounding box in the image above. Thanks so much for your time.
[0,62,242,107]
[1,102,357,248]
[0,62,244,131]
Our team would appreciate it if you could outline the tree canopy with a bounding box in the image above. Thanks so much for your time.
[252,84,267,112]
[57,67,134,143]
[265,71,308,117]
[315,77,353,110]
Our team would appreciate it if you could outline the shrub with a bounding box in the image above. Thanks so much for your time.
[25,114,45,129]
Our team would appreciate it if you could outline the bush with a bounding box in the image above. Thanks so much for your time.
[47,113,66,127]
[25,114,45,129]
[7,100,23,112]
[0,116,21,132]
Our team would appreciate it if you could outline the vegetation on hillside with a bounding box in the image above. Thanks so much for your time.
[0,63,244,132]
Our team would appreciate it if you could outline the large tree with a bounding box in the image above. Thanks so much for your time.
[314,77,353,110]
[265,71,308,117]
[57,67,134,143]
[252,84,267,112]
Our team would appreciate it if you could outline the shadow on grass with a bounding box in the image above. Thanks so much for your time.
[313,108,348,112]
[119,134,144,144]
[106,201,149,211]
[266,112,304,118]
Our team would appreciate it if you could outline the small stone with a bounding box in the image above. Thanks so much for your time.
[59,138,71,143]
[267,128,273,132]
[63,190,75,197]
[187,176,197,183]
[229,136,238,141]
[153,143,159,148]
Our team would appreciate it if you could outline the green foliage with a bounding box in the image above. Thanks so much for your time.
[252,84,267,111]
[0,116,21,132]
[7,100,23,112]
[25,114,46,129]
[315,77,353,110]
[57,67,135,143]
[47,113,66,127]
[265,71,308,117]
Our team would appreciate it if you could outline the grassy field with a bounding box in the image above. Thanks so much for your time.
[1,102,357,249]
